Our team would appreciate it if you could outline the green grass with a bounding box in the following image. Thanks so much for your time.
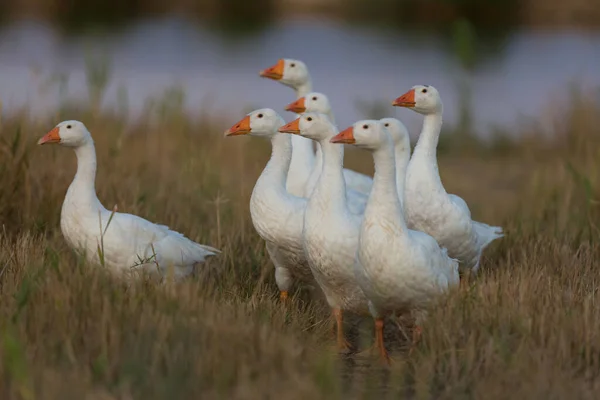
[0,70,599,398]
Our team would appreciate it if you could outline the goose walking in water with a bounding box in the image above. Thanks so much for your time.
[37,121,219,280]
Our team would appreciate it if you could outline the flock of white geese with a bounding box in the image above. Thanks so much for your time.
[37,58,503,363]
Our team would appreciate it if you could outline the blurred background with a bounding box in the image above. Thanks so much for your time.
[0,0,598,139]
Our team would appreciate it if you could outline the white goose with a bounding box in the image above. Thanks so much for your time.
[331,120,459,363]
[393,85,503,276]
[285,92,336,125]
[285,93,368,211]
[278,113,369,351]
[225,109,313,300]
[284,92,411,204]
[37,121,219,279]
[260,59,373,196]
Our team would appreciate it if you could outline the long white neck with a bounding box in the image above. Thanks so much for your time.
[287,79,316,195]
[394,143,411,211]
[295,79,312,98]
[325,109,335,125]
[364,141,406,232]
[289,135,315,168]
[250,131,300,243]
[413,111,443,160]
[407,110,447,198]
[304,151,321,197]
[304,109,335,197]
[310,137,347,211]
[256,132,293,195]
[66,141,104,211]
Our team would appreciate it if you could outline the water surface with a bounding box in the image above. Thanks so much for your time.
[0,17,598,136]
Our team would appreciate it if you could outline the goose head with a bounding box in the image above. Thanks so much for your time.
[392,85,442,115]
[380,118,410,153]
[277,112,334,142]
[225,108,284,138]
[331,120,391,151]
[284,92,331,115]
[37,120,92,147]
[259,58,309,90]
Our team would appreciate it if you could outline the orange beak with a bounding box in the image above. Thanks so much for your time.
[392,89,416,107]
[330,127,355,144]
[284,97,306,113]
[37,127,61,145]
[259,59,285,80]
[278,118,301,134]
[224,115,251,136]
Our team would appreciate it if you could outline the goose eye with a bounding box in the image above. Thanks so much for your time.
[362,124,368,130]
[307,117,312,122]
[312,96,317,101]
[384,123,389,127]
[257,113,263,118]
[290,63,296,67]
[422,89,428,93]
[67,125,72,129]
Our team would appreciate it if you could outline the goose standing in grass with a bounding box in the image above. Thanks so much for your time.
[37,121,219,279]
[392,86,503,277]
[260,59,373,196]
[224,109,314,301]
[331,120,459,363]
[278,113,369,351]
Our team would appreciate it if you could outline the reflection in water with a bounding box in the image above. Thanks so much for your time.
[0,17,598,137]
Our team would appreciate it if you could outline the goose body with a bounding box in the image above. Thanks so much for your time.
[225,109,314,299]
[331,120,459,361]
[279,113,369,350]
[38,121,219,279]
[260,59,373,197]
[393,85,503,275]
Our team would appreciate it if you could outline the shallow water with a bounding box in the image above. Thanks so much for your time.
[0,17,598,136]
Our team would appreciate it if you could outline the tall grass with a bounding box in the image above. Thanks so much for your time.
[0,69,599,398]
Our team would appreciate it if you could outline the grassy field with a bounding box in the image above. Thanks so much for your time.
[0,81,599,399]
